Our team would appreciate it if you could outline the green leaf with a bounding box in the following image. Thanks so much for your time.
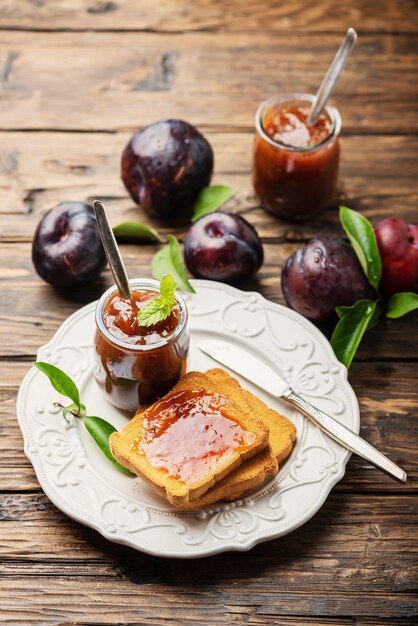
[366,304,381,329]
[151,235,195,293]
[137,298,172,327]
[336,302,381,329]
[335,305,350,319]
[386,292,418,319]
[84,415,135,476]
[137,274,176,327]
[159,273,176,308]
[331,299,377,368]
[192,185,235,222]
[112,221,161,242]
[339,206,382,290]
[63,402,86,421]
[34,362,81,410]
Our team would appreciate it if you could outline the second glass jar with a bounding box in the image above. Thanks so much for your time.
[252,93,341,221]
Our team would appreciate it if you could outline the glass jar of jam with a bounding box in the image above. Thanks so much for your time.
[93,278,189,411]
[252,93,341,221]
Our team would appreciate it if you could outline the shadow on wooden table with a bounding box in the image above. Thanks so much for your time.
[82,490,351,584]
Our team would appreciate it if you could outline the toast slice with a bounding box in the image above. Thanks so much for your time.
[168,369,296,509]
[110,371,269,507]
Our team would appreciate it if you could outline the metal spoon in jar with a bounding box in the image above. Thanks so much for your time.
[93,199,131,298]
[307,27,357,125]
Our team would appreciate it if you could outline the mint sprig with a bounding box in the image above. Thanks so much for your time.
[137,274,176,327]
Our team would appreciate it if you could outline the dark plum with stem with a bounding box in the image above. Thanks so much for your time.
[281,237,373,322]
[121,119,213,218]
[32,201,107,287]
[184,211,264,283]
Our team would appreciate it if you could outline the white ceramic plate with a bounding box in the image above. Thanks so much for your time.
[17,280,359,558]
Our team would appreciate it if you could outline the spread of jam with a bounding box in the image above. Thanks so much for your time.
[264,106,333,148]
[136,389,257,484]
[253,99,340,221]
[93,285,189,411]
[103,289,180,346]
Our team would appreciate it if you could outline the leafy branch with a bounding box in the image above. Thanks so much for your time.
[330,207,418,368]
[34,362,134,476]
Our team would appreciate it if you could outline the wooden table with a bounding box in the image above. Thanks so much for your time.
[1,1,417,623]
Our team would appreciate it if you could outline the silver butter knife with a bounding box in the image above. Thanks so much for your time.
[198,339,407,483]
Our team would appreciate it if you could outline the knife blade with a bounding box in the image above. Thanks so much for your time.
[198,339,407,484]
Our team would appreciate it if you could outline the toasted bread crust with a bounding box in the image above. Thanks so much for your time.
[110,371,270,506]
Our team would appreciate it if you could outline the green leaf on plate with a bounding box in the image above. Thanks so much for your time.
[112,221,161,242]
[339,206,382,290]
[331,299,377,368]
[62,402,86,422]
[386,292,418,319]
[137,274,176,327]
[151,235,195,293]
[34,362,81,410]
[84,415,135,476]
[192,185,235,222]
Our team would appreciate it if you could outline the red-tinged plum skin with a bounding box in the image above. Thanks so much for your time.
[32,202,107,288]
[281,237,373,322]
[184,212,264,283]
[121,119,213,218]
[374,218,418,296]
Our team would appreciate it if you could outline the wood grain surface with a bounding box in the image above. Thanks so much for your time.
[0,1,417,624]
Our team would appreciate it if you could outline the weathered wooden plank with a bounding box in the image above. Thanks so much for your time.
[0,0,416,34]
[0,131,417,241]
[0,580,416,622]
[0,494,417,621]
[0,32,416,131]
[1,361,416,492]
[1,242,417,360]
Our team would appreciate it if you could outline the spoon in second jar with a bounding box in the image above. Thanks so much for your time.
[307,27,357,126]
[93,199,131,298]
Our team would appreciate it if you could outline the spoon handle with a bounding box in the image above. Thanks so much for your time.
[307,27,357,125]
[93,200,131,299]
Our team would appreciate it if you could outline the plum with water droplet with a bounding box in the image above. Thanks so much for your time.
[121,119,213,218]
[281,237,372,321]
[32,201,107,287]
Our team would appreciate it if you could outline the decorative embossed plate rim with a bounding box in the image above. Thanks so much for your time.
[16,280,359,558]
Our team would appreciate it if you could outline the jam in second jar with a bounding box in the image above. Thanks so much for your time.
[253,94,341,221]
[93,280,189,411]
[135,389,257,484]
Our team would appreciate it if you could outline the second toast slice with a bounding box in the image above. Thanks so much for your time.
[110,371,269,506]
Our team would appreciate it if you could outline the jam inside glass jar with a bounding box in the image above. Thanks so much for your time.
[252,94,341,221]
[93,279,189,411]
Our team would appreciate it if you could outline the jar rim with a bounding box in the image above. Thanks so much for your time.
[95,278,189,352]
[255,93,342,153]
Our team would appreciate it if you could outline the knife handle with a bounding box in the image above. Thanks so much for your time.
[285,390,407,483]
